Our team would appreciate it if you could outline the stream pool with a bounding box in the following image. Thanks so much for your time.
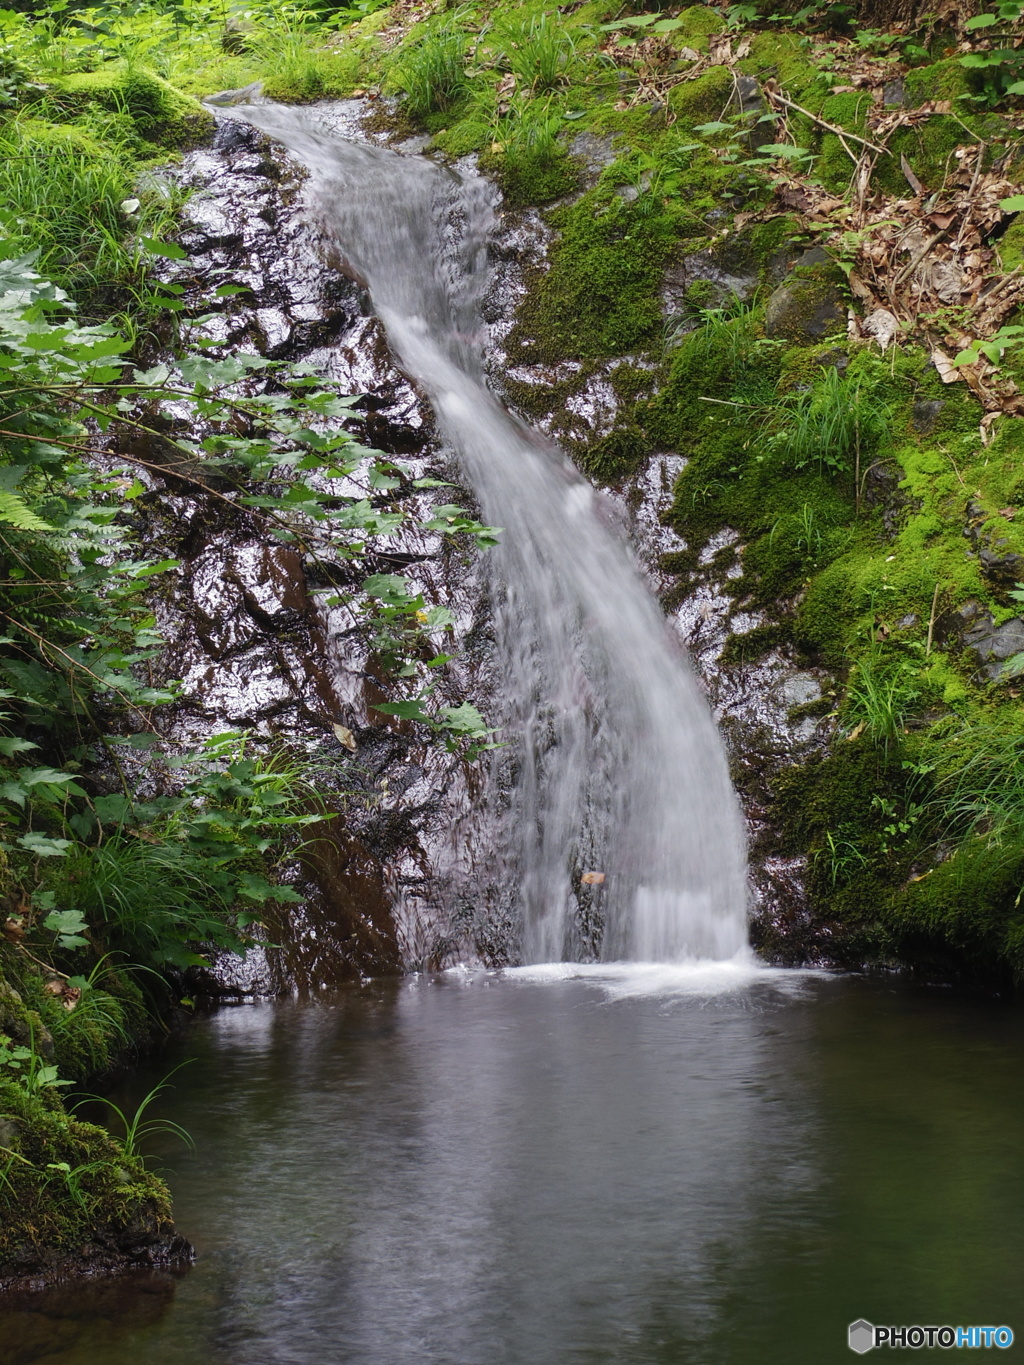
[4,965,1023,1363]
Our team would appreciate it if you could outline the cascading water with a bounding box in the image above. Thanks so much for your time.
[225,102,749,965]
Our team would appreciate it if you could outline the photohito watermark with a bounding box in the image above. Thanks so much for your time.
[848,1321,1015,1352]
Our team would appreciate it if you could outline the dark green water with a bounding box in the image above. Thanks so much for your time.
[3,964,1023,1364]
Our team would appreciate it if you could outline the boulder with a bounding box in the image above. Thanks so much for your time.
[963,614,1024,679]
[765,278,846,342]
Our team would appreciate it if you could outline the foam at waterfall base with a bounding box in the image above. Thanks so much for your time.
[496,955,828,1000]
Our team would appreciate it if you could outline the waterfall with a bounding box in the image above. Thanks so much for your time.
[225,103,749,964]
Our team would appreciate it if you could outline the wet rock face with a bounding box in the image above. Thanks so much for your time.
[0,1225,193,1294]
[617,460,835,959]
[133,117,498,988]
[963,613,1024,679]
[481,183,841,962]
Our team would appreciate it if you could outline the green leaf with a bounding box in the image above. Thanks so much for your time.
[374,697,434,722]
[140,236,188,260]
[965,12,999,27]
[20,767,78,787]
[0,737,36,757]
[236,872,303,904]
[755,143,815,160]
[1001,195,1024,212]
[17,833,72,857]
[43,908,89,948]
[0,492,53,532]
[0,781,27,808]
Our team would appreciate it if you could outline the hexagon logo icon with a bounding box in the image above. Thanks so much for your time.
[848,1320,875,1354]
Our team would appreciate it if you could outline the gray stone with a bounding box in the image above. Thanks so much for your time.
[764,278,846,341]
[570,131,616,179]
[777,671,821,707]
[912,399,945,434]
[963,614,1024,678]
[979,546,1024,588]
[883,79,906,107]
[793,246,832,272]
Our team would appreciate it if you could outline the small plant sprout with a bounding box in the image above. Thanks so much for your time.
[78,1064,195,1165]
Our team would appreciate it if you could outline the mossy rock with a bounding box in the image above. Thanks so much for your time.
[505,186,677,363]
[0,946,183,1284]
[432,118,491,158]
[888,841,1024,983]
[668,65,734,125]
[579,423,651,483]
[0,1079,188,1287]
[480,150,579,209]
[738,30,820,95]
[765,277,846,343]
[12,118,108,159]
[48,66,213,148]
[904,56,974,106]
[997,215,1024,272]
[674,5,726,46]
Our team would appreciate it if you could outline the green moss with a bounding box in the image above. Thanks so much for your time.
[0,1077,174,1278]
[904,56,974,106]
[738,31,820,94]
[777,342,848,391]
[48,65,213,147]
[12,118,107,158]
[887,841,1024,982]
[668,65,734,125]
[674,5,727,45]
[579,423,650,483]
[876,118,969,197]
[719,620,794,665]
[505,186,678,363]
[432,118,491,157]
[0,938,174,1279]
[479,148,579,208]
[997,217,1024,271]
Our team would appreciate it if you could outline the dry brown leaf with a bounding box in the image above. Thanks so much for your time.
[863,307,900,351]
[332,722,357,752]
[931,349,963,384]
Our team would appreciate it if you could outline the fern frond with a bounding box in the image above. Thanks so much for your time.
[0,492,53,532]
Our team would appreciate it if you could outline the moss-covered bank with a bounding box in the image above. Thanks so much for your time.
[0,941,191,1288]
